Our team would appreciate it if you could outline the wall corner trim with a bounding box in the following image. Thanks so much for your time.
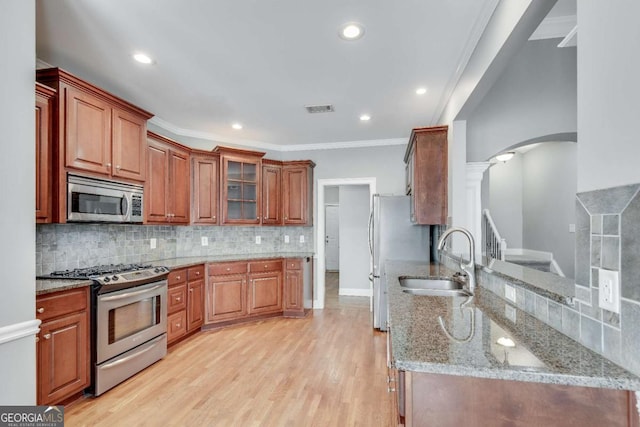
[0,319,41,346]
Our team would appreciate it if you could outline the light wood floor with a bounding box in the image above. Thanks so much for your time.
[64,272,393,426]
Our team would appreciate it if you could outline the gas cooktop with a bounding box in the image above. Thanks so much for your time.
[41,263,170,288]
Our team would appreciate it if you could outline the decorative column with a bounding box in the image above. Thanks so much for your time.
[466,162,490,260]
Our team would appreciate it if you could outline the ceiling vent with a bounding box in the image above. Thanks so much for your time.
[305,104,334,114]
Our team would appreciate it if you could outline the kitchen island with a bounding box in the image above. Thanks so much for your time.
[386,260,640,426]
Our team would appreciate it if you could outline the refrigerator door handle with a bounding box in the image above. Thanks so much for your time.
[369,273,374,282]
[368,208,374,256]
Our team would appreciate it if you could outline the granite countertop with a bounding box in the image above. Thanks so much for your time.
[36,252,314,295]
[386,260,640,391]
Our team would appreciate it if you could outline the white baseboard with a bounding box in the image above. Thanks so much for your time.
[339,288,371,297]
[0,319,41,345]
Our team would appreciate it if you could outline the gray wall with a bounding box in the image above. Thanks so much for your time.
[325,186,339,204]
[338,186,371,294]
[466,39,577,162]
[0,0,37,404]
[489,155,524,248]
[281,145,406,195]
[577,1,640,192]
[522,142,576,278]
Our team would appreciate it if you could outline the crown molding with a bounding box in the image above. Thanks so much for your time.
[149,116,407,153]
[529,15,577,41]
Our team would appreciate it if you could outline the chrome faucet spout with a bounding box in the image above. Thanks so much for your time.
[436,227,476,293]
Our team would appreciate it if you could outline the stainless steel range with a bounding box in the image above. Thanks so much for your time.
[46,263,169,396]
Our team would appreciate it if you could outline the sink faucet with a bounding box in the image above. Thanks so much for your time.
[437,227,476,294]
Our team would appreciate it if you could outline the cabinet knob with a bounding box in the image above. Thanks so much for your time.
[106,163,112,168]
[116,165,121,170]
[176,323,181,328]
[176,275,181,280]
[176,297,181,302]
[226,268,231,271]
[37,307,44,314]
[284,216,288,220]
[213,216,216,220]
[43,333,51,340]
[196,271,200,276]
[35,336,39,343]
[189,289,193,292]
[264,265,268,269]
[387,387,396,393]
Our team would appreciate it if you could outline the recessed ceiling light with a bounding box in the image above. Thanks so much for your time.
[416,87,427,95]
[359,114,371,121]
[133,53,153,64]
[496,337,516,348]
[231,123,243,130]
[339,22,365,41]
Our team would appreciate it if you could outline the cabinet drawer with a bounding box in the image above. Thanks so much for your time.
[168,268,187,286]
[167,311,187,343]
[167,284,187,314]
[208,262,247,276]
[36,288,88,322]
[285,259,302,270]
[188,265,205,281]
[249,259,283,273]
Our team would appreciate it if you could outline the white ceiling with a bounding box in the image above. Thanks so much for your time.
[36,0,503,150]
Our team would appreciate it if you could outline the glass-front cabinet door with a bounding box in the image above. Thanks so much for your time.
[219,150,263,224]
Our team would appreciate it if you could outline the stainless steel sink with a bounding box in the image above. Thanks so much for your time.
[402,288,472,297]
[399,277,464,290]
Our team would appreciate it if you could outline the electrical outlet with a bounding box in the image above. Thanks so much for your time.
[299,235,305,243]
[150,238,157,249]
[284,235,290,243]
[569,223,576,233]
[256,235,261,245]
[504,284,516,303]
[505,305,517,323]
[201,236,209,246]
[599,268,620,313]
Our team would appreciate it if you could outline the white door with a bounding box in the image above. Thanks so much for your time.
[325,205,340,271]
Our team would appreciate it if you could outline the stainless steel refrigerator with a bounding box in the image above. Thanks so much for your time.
[369,195,430,330]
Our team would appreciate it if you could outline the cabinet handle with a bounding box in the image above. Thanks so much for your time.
[387,376,396,383]
[43,333,51,340]
[388,387,396,393]
[37,307,44,314]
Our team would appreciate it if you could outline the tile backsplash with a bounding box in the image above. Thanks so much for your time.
[36,224,314,275]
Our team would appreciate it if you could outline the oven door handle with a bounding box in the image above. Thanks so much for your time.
[99,335,165,370]
[100,284,164,302]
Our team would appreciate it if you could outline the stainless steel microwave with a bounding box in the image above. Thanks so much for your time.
[67,174,143,223]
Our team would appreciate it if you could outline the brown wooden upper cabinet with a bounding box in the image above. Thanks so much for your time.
[404,126,448,225]
[216,146,265,225]
[146,132,190,224]
[36,83,55,224]
[283,161,315,226]
[36,68,153,223]
[262,160,282,225]
[191,150,220,224]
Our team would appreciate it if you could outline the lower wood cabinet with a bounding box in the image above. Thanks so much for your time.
[283,258,304,316]
[36,287,90,405]
[396,370,639,427]
[248,260,283,315]
[207,262,248,323]
[206,259,291,325]
[167,264,204,346]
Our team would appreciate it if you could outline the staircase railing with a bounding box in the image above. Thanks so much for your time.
[482,209,506,261]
